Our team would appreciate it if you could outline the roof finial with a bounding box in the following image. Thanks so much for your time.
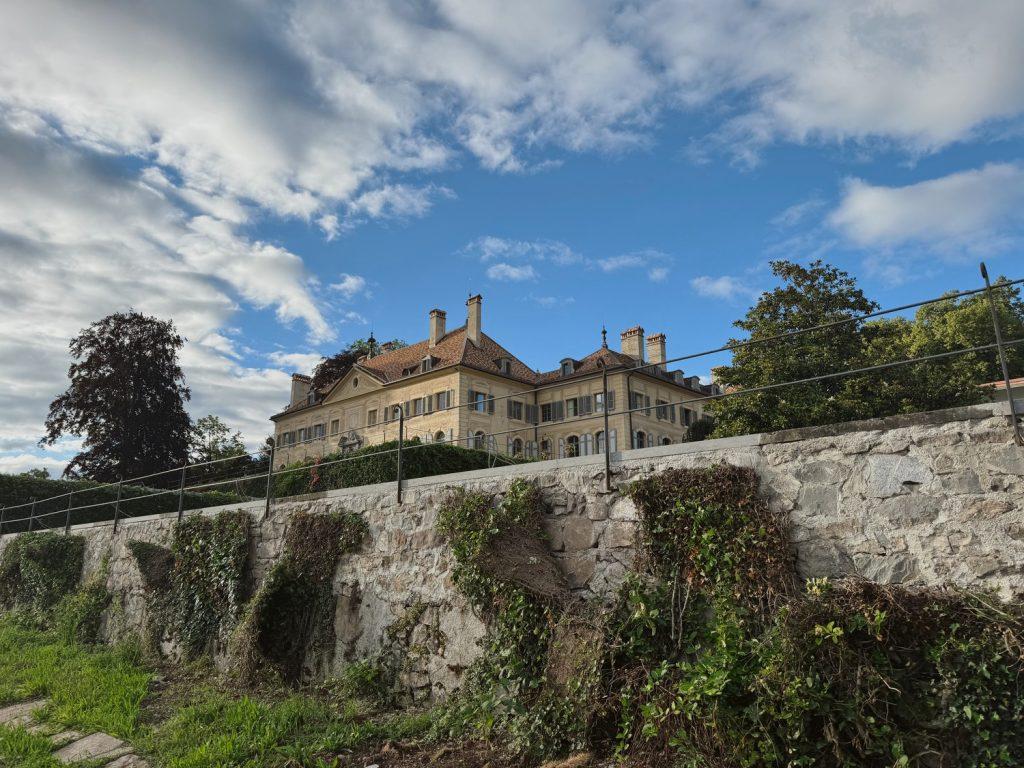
[601,325,608,349]
[367,330,377,358]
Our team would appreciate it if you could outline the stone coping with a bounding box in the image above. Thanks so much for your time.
[4,402,1010,537]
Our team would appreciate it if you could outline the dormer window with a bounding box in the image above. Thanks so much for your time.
[560,358,575,376]
[422,356,434,373]
[497,358,513,376]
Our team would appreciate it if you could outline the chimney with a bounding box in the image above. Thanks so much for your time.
[620,325,645,361]
[429,308,446,347]
[290,373,311,406]
[646,333,666,370]
[466,294,482,346]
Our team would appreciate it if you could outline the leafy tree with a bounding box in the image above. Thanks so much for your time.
[19,468,50,479]
[708,262,1023,437]
[42,311,192,481]
[189,415,246,465]
[308,337,406,392]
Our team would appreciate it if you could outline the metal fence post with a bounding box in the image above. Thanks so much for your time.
[177,461,187,522]
[397,411,405,504]
[264,442,276,518]
[603,366,612,492]
[112,478,122,533]
[64,492,73,534]
[0,506,5,537]
[980,262,1024,446]
[28,498,36,532]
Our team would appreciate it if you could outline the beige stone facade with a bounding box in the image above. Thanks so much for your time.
[270,296,719,467]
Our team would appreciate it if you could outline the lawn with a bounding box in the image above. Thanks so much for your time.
[0,616,434,767]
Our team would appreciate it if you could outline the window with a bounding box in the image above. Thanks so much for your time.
[367,409,377,426]
[595,392,605,413]
[413,398,424,416]
[297,427,308,443]
[580,434,593,456]
[434,430,447,443]
[540,439,551,457]
[512,438,523,456]
[422,357,433,373]
[541,403,553,423]
[656,399,668,420]
[683,408,694,426]
[470,390,487,413]
[561,361,574,376]
[391,405,402,421]
[498,358,513,375]
[525,403,539,424]
[566,398,578,417]
[473,431,486,450]
[596,430,605,454]
[353,377,359,388]
[330,419,340,435]
[634,431,646,449]
[566,435,580,457]
[313,423,325,439]
[662,437,672,446]
[507,400,524,420]
[436,390,453,410]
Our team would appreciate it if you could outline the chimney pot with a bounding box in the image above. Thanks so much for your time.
[290,373,311,406]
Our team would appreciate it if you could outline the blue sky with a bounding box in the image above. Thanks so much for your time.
[2,1,1024,474]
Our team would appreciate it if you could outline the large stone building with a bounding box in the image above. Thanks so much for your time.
[270,295,720,466]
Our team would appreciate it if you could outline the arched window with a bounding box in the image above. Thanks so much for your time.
[540,439,551,458]
[474,431,486,450]
[434,430,447,443]
[635,431,646,449]
[595,430,605,454]
[566,435,580,457]
[512,438,523,456]
[662,436,672,446]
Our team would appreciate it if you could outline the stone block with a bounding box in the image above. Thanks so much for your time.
[562,516,597,551]
[562,553,596,589]
[55,733,125,763]
[602,520,637,549]
[864,454,933,497]
[543,518,566,552]
[608,495,638,521]
[855,552,919,584]
[874,494,939,526]
[795,484,840,516]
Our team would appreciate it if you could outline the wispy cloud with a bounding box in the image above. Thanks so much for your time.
[463,236,581,265]
[487,262,538,282]
[330,273,368,299]
[691,275,760,302]
[599,249,672,281]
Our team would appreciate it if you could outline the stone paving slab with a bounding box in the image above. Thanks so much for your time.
[49,729,85,747]
[0,699,46,726]
[54,732,125,763]
[106,755,151,768]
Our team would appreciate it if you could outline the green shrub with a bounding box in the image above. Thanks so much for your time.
[53,571,111,645]
[272,439,523,499]
[0,532,85,618]
[0,472,244,533]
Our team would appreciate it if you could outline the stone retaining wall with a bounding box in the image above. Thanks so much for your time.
[3,403,1022,700]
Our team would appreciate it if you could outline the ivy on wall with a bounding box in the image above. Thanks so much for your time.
[128,510,250,659]
[432,468,1024,767]
[232,510,367,683]
[0,532,86,618]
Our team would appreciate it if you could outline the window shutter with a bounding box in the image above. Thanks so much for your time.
[426,395,433,413]
[488,395,495,414]
[670,404,676,423]
[404,400,411,417]
[554,400,565,421]
[645,395,651,415]
[581,395,592,415]
[607,390,615,411]
[467,389,475,407]
[558,438,565,458]
[609,429,617,453]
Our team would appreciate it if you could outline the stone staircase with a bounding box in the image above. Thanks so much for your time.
[0,700,149,766]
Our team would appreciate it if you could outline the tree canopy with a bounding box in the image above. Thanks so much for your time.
[309,337,406,392]
[707,261,1023,437]
[42,311,192,481]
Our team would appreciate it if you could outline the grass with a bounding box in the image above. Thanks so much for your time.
[0,619,151,739]
[0,614,436,767]
[0,726,64,768]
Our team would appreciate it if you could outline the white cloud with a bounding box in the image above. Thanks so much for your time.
[265,351,324,374]
[463,236,581,265]
[331,273,369,300]
[648,267,670,282]
[528,294,576,308]
[599,254,645,272]
[829,162,1024,254]
[598,249,672,279]
[0,453,69,477]
[636,0,1024,162]
[486,263,538,282]
[691,275,759,302]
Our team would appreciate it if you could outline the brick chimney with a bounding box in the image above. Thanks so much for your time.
[620,325,645,361]
[646,332,666,370]
[466,294,482,346]
[429,308,446,347]
[290,373,311,406]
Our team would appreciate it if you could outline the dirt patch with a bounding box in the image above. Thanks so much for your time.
[332,740,521,767]
[476,525,571,604]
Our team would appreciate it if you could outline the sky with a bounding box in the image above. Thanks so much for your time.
[2,0,1024,476]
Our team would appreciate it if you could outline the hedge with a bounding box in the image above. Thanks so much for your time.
[271,439,525,499]
[0,474,246,534]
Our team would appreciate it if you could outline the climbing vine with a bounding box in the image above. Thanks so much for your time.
[433,467,1024,767]
[232,510,367,683]
[0,532,85,620]
[128,511,250,659]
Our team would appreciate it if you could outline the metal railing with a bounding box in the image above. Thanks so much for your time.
[1,262,1021,535]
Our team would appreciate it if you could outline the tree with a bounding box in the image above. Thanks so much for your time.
[19,468,50,479]
[708,262,1023,438]
[189,415,246,465]
[42,311,192,481]
[309,337,406,392]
